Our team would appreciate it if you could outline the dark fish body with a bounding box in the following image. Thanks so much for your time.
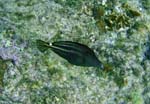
[36,39,103,69]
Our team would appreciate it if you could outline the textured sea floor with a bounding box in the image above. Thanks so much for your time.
[0,0,150,104]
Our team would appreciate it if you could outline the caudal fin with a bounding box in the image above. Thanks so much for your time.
[36,39,50,52]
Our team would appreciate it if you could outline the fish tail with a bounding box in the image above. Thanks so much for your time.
[36,39,50,52]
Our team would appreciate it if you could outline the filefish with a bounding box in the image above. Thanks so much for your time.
[36,39,104,69]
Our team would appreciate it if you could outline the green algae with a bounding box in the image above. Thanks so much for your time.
[131,91,143,104]
[54,0,83,9]
[92,2,141,32]
[0,58,7,87]
[0,57,14,87]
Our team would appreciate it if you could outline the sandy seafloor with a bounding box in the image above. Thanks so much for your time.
[0,0,150,104]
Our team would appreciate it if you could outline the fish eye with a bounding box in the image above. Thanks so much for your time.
[49,43,52,46]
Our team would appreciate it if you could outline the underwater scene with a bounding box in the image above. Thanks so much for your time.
[0,0,150,104]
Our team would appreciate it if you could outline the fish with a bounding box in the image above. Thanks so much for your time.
[36,39,104,69]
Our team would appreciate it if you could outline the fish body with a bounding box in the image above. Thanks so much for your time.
[36,39,103,69]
